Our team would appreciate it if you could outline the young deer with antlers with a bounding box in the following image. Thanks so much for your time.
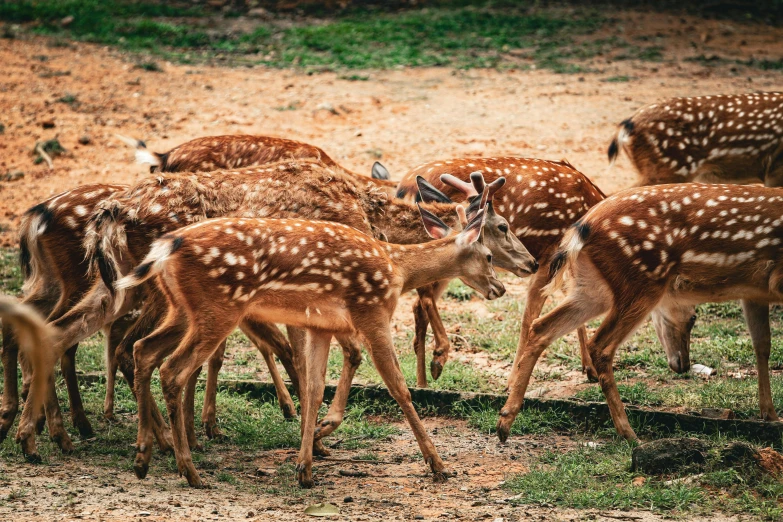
[118,133,392,180]
[115,193,501,488]
[498,183,783,442]
[394,157,605,386]
[608,92,783,187]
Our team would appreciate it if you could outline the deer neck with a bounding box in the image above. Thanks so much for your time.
[387,238,465,292]
[362,196,460,245]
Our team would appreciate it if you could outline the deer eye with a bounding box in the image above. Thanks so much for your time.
[498,223,509,233]
[688,315,697,326]
[486,254,493,263]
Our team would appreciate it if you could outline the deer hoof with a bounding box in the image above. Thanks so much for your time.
[430,360,443,380]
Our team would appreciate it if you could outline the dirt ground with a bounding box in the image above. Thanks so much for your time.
[1,7,783,521]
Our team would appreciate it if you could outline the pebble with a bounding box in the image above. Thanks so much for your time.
[78,134,91,145]
[343,496,354,503]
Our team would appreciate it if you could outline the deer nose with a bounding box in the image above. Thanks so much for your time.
[530,259,539,274]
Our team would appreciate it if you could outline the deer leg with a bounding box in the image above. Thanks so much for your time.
[201,339,227,440]
[426,280,451,382]
[314,333,363,443]
[742,300,778,421]
[241,321,297,420]
[361,320,448,481]
[183,365,203,451]
[61,344,94,439]
[18,351,46,435]
[577,327,597,381]
[498,287,609,442]
[17,284,133,457]
[588,305,655,442]
[412,290,430,388]
[160,327,234,489]
[103,316,134,420]
[132,319,185,479]
[296,330,332,489]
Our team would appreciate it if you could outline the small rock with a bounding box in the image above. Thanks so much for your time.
[0,122,5,134]
[247,8,271,19]
[2,170,24,182]
[343,496,353,503]
[61,16,74,27]
[138,512,151,517]
[631,438,709,474]
[41,120,55,129]
[701,407,734,420]
[78,134,91,145]
[255,468,275,477]
[414,516,424,521]
[692,364,715,376]
[246,511,255,518]
[316,102,339,115]
[339,469,368,478]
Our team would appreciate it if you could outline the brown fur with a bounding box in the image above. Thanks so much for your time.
[499,183,783,442]
[609,92,783,187]
[396,156,606,385]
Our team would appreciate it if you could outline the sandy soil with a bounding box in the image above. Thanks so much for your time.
[1,8,782,520]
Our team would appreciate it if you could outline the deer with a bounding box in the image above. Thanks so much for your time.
[117,133,392,180]
[2,184,302,456]
[608,92,783,187]
[392,157,606,387]
[0,295,54,442]
[497,183,783,443]
[112,191,503,488]
[15,161,535,461]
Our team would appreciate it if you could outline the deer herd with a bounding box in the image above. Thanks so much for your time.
[2,91,783,488]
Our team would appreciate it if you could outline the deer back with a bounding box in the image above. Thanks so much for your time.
[609,92,783,186]
[396,156,605,259]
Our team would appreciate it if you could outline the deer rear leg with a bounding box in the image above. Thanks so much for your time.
[104,317,133,420]
[498,278,609,442]
[577,326,597,381]
[243,320,299,419]
[742,300,778,421]
[183,366,203,451]
[314,333,363,444]
[61,344,94,439]
[201,340,227,440]
[424,280,450,382]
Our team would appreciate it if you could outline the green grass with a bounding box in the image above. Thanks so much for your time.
[0,1,677,72]
[503,440,783,519]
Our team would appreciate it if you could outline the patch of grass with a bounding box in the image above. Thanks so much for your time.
[574,382,663,407]
[458,401,578,436]
[56,92,78,104]
[0,248,23,295]
[504,441,783,518]
[602,75,632,82]
[444,279,474,301]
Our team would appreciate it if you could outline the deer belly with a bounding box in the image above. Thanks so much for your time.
[246,300,354,333]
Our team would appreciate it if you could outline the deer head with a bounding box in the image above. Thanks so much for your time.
[418,202,505,300]
[418,174,538,277]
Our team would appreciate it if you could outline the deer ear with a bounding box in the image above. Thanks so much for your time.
[417,203,453,239]
[416,176,452,204]
[372,161,390,180]
[457,208,486,246]
[465,196,482,220]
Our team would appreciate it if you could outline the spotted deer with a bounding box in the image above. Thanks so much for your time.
[117,133,392,180]
[113,195,500,488]
[608,92,783,187]
[393,157,606,386]
[15,161,534,460]
[2,185,300,456]
[497,183,783,442]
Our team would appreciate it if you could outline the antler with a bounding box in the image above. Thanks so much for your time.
[440,174,479,198]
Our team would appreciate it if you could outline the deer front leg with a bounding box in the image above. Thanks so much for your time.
[296,330,332,488]
[361,320,448,481]
[201,340,227,439]
[412,291,430,388]
[183,366,203,451]
[742,300,778,421]
[314,333,363,443]
[104,316,134,420]
[424,280,451,382]
[61,344,94,439]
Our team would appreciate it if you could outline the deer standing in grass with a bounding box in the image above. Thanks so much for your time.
[16,161,535,460]
[115,194,501,488]
[497,183,783,442]
[393,157,605,386]
[608,92,783,187]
